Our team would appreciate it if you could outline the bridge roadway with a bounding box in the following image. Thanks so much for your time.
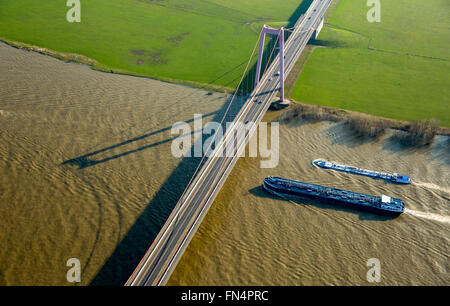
[125,0,332,286]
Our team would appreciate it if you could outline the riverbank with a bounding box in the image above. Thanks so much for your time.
[3,36,449,137]
[0,38,235,95]
[279,101,450,137]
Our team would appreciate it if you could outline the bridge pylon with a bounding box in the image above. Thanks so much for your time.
[254,25,289,105]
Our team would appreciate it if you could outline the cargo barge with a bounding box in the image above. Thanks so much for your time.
[312,159,412,184]
[263,176,405,215]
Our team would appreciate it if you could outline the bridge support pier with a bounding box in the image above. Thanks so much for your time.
[255,25,289,105]
[312,18,324,41]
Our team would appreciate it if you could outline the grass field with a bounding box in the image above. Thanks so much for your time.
[0,0,304,89]
[290,0,450,126]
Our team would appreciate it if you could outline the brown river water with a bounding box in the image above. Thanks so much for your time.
[0,42,449,285]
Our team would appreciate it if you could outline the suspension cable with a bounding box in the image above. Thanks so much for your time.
[175,30,263,204]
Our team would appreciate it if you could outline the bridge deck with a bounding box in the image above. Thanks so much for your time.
[125,0,332,286]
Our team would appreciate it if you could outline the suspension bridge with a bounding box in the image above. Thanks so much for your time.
[125,0,332,286]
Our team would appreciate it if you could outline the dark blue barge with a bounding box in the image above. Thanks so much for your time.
[263,176,405,215]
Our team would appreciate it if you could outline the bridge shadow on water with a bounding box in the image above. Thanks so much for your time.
[249,186,399,222]
[62,111,219,169]
[86,92,247,286]
[88,1,314,286]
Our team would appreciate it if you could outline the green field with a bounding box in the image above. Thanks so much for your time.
[291,0,450,126]
[2,1,449,125]
[0,0,303,88]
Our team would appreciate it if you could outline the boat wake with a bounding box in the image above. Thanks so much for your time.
[268,186,448,257]
[404,209,450,225]
[413,181,450,194]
